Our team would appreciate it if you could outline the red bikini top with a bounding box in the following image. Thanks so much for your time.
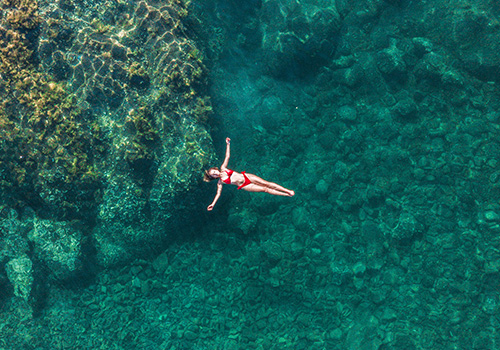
[223,169,233,184]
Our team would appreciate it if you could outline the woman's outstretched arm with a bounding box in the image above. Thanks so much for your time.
[207,182,223,211]
[221,137,231,169]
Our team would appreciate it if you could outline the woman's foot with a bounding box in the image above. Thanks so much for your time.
[288,190,295,197]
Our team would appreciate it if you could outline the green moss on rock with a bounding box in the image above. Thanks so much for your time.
[0,0,102,219]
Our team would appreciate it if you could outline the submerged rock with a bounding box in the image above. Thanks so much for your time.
[391,212,421,243]
[260,0,342,78]
[6,254,33,301]
[0,0,216,266]
[0,209,30,264]
[376,40,408,84]
[262,239,284,263]
[227,208,258,235]
[28,218,83,280]
[412,2,500,83]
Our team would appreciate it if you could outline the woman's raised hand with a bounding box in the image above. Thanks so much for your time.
[226,137,231,144]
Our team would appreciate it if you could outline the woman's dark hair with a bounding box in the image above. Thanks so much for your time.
[203,167,220,182]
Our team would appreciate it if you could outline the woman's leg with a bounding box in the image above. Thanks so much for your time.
[246,174,294,195]
[242,183,292,196]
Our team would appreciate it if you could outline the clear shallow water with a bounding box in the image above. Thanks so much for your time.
[2,0,500,349]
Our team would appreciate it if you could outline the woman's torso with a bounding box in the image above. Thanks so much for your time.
[221,168,244,186]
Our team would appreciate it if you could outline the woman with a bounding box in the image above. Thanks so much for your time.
[204,138,295,211]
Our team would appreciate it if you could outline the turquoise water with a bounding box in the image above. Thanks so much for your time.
[2,0,500,349]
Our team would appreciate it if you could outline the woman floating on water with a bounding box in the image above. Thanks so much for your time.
[204,138,295,211]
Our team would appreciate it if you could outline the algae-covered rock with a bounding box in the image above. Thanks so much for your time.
[6,254,33,301]
[28,218,82,280]
[0,208,30,264]
[1,0,217,266]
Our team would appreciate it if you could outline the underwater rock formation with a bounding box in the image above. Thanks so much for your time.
[0,209,30,263]
[6,254,33,302]
[28,218,83,280]
[1,0,216,270]
[0,0,102,220]
[0,209,33,306]
[417,1,500,82]
[260,0,341,78]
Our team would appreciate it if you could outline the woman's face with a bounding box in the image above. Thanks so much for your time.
[209,169,220,178]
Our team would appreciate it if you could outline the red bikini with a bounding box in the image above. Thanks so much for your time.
[223,170,233,184]
[238,172,252,190]
[223,169,251,189]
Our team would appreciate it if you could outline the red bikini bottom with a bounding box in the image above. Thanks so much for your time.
[237,171,252,189]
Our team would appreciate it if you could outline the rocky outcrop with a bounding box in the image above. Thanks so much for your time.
[1,0,216,269]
